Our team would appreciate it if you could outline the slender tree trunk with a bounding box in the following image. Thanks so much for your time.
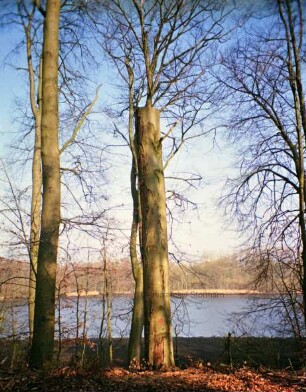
[128,157,144,364]
[126,61,144,364]
[293,63,306,336]
[128,266,143,363]
[80,270,89,368]
[98,289,106,366]
[297,135,306,333]
[30,0,61,370]
[29,114,42,342]
[135,105,174,367]
[103,247,113,366]
[56,286,62,364]
[128,258,143,363]
[25,16,43,343]
[302,250,306,333]
[299,166,306,333]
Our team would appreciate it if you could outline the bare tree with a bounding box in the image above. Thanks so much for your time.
[93,0,232,366]
[0,0,104,349]
[218,0,306,337]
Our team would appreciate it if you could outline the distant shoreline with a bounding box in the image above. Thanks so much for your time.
[0,289,291,301]
[63,289,281,298]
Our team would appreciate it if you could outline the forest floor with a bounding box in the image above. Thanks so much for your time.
[0,337,305,391]
[0,365,305,391]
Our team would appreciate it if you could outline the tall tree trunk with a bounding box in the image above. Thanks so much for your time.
[135,105,174,367]
[30,0,61,370]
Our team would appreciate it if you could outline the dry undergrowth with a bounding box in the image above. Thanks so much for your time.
[0,365,305,392]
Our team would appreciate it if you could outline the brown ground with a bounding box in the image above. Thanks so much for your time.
[0,365,305,391]
[0,337,305,391]
[113,337,302,369]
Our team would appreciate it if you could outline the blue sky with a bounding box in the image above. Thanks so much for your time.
[0,17,241,261]
[0,24,26,152]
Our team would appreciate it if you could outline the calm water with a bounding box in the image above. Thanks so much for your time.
[0,295,286,339]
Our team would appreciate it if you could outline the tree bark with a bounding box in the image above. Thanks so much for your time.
[30,0,61,370]
[135,105,174,367]
[29,111,42,342]
[23,7,43,343]
[128,262,143,363]
[126,60,144,364]
[103,246,113,366]
[128,161,144,362]
[129,155,144,363]
[28,56,43,343]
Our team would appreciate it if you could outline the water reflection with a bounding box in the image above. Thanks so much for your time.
[0,295,291,339]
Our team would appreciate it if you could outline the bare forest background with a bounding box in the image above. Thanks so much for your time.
[0,255,276,299]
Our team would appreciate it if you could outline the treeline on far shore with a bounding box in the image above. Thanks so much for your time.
[0,255,277,300]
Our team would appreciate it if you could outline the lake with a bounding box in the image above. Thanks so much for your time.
[0,295,289,339]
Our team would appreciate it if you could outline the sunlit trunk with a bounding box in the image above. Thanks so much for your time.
[30,0,61,370]
[135,105,174,367]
